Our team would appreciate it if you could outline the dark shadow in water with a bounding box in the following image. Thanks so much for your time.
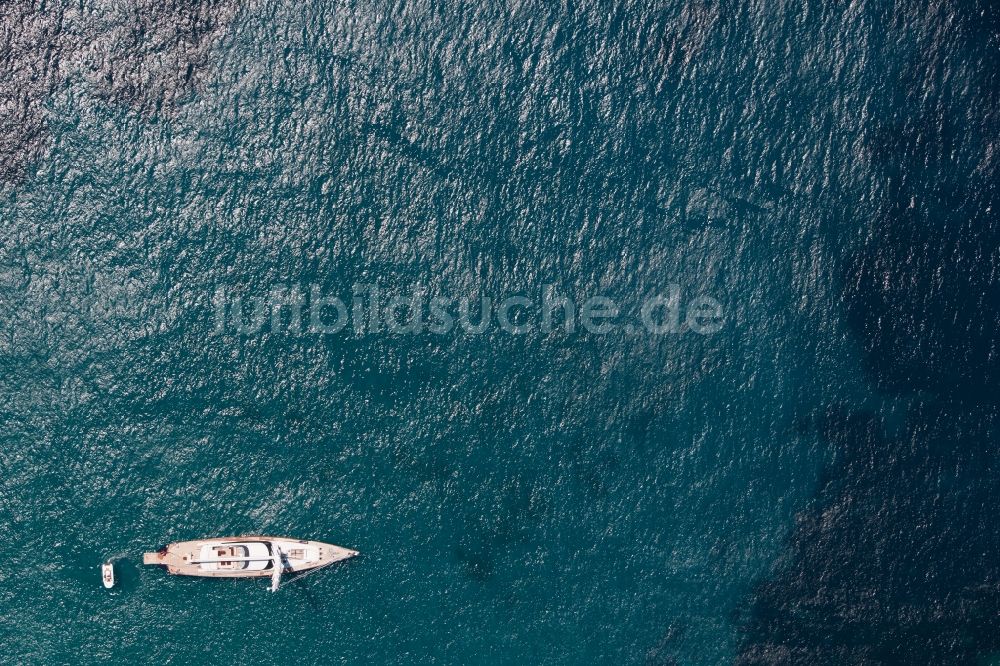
[284,571,325,613]
[736,402,1000,664]
[843,202,1000,400]
[0,0,237,183]
[736,2,1000,662]
[453,545,495,583]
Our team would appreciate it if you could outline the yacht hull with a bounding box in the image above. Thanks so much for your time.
[143,536,358,578]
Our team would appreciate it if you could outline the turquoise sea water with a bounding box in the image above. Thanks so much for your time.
[1,1,998,664]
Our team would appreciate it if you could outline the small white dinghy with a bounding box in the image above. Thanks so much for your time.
[101,561,115,589]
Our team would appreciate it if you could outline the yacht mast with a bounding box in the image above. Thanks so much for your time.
[270,545,283,592]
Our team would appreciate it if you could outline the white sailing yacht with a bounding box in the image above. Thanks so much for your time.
[143,536,357,591]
